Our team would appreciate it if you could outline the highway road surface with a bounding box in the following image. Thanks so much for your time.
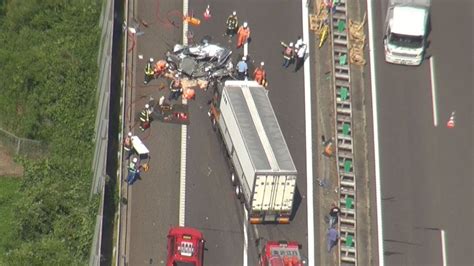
[124,0,183,265]
[186,0,311,264]
[124,0,315,265]
[371,0,474,265]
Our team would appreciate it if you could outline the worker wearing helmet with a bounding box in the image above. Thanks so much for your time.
[182,88,196,100]
[236,22,250,49]
[123,131,133,159]
[126,157,140,185]
[144,57,155,84]
[253,61,267,87]
[226,11,239,37]
[294,42,307,72]
[154,59,168,78]
[139,104,152,131]
[281,42,295,68]
[236,56,248,80]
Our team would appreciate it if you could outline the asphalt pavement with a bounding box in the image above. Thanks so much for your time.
[372,0,474,265]
[124,0,184,264]
[186,0,309,264]
[123,0,314,265]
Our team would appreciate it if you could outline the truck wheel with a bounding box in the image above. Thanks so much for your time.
[235,185,241,198]
[231,173,236,186]
[256,237,265,256]
[211,116,217,131]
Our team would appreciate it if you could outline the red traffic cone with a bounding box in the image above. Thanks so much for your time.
[203,5,211,20]
[446,112,455,128]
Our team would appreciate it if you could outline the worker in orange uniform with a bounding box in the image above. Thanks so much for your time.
[154,60,168,78]
[182,88,196,100]
[236,22,250,49]
[253,61,267,87]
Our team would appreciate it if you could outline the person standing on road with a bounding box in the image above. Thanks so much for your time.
[327,227,339,253]
[294,42,307,72]
[253,61,267,86]
[123,132,133,159]
[236,56,248,80]
[154,60,168,79]
[294,36,304,53]
[225,11,239,37]
[329,203,341,228]
[237,22,250,49]
[144,57,155,84]
[139,104,152,131]
[168,74,183,101]
[126,157,140,185]
[281,42,294,68]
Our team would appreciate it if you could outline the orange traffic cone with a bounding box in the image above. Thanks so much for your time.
[203,5,211,20]
[446,112,455,129]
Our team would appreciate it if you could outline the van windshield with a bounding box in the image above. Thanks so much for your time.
[389,33,423,48]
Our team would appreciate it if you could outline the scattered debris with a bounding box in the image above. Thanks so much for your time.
[310,3,329,35]
[348,13,367,66]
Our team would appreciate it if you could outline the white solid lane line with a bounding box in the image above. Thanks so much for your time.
[301,0,315,265]
[243,207,248,266]
[179,124,187,227]
[179,0,189,228]
[441,229,447,266]
[366,0,385,265]
[429,56,439,127]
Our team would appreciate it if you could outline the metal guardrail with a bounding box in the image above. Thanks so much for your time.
[91,0,114,197]
[89,0,115,265]
[116,0,131,264]
[328,0,358,265]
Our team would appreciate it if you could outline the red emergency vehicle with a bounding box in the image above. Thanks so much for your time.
[166,227,205,266]
[257,239,306,266]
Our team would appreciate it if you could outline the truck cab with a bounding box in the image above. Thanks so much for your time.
[166,227,205,266]
[383,0,430,65]
[257,239,306,266]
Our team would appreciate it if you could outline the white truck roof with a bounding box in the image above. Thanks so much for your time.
[222,80,297,174]
[391,6,428,36]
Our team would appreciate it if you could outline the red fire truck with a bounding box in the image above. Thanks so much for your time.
[257,238,306,266]
[166,227,205,266]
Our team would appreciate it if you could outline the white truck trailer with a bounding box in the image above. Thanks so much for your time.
[208,80,297,224]
[383,0,431,65]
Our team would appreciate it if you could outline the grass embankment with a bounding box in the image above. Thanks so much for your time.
[0,177,21,258]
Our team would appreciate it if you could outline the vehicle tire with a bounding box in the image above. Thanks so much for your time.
[256,237,265,256]
[231,173,236,186]
[211,116,217,131]
[238,187,245,203]
[235,185,241,198]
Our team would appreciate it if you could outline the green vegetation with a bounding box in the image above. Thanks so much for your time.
[0,0,102,264]
[0,177,21,256]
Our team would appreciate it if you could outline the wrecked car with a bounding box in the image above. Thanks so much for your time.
[166,40,233,79]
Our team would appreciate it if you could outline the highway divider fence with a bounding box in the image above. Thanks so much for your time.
[89,0,115,265]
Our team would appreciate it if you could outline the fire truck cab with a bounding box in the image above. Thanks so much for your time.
[257,238,306,266]
[166,227,205,266]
